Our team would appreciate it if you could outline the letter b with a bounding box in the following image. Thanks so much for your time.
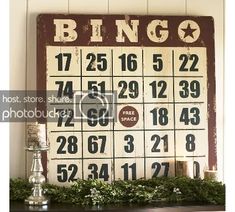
[54,19,78,42]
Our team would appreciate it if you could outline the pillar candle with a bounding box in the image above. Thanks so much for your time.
[27,122,47,149]
[204,167,217,180]
[176,159,194,178]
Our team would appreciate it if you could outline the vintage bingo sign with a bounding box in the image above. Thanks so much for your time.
[37,14,216,185]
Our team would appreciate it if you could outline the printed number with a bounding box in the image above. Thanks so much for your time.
[180,107,200,125]
[87,108,109,127]
[88,164,109,181]
[88,81,106,98]
[118,81,139,99]
[194,161,200,178]
[121,163,136,180]
[119,54,137,71]
[88,135,106,153]
[152,162,169,177]
[149,80,167,98]
[55,53,71,71]
[56,109,74,127]
[124,135,134,153]
[150,108,168,126]
[185,134,196,152]
[57,136,78,154]
[55,81,73,98]
[151,134,168,152]
[179,80,200,98]
[86,53,107,71]
[153,54,163,71]
[179,54,199,72]
[57,164,78,183]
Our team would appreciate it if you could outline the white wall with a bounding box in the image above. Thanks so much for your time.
[10,0,224,181]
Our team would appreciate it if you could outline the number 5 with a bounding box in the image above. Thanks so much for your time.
[153,54,163,71]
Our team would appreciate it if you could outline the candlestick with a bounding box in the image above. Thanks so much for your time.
[25,151,49,205]
[25,122,49,205]
[176,159,194,178]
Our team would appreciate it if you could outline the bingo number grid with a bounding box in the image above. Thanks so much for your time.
[37,15,216,185]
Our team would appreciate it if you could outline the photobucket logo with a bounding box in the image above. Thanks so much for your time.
[73,91,115,121]
[1,107,61,121]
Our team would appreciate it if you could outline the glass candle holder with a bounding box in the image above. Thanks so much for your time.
[25,122,49,205]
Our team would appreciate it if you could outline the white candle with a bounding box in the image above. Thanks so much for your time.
[176,159,194,178]
[204,166,217,180]
[27,122,47,149]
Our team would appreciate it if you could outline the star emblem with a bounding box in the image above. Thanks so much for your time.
[181,23,197,38]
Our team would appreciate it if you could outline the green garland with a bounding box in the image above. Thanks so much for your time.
[10,177,225,206]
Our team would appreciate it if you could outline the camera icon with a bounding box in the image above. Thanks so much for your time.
[73,91,116,122]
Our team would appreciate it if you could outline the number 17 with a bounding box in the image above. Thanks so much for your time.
[55,53,72,71]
